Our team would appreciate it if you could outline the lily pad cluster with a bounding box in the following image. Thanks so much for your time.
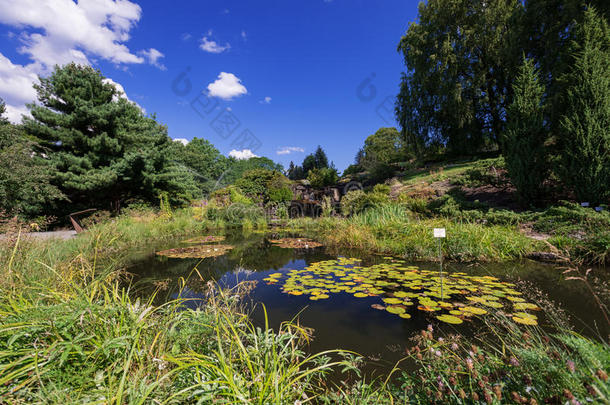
[182,235,226,244]
[266,257,540,325]
[268,238,323,249]
[156,244,234,259]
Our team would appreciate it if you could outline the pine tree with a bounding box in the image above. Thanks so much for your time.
[313,145,329,169]
[558,7,610,204]
[503,57,548,205]
[23,64,197,211]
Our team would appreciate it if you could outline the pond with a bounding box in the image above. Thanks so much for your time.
[127,230,609,376]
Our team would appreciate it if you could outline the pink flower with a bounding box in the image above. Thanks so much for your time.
[567,360,576,373]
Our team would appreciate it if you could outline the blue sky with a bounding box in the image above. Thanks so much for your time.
[0,0,418,171]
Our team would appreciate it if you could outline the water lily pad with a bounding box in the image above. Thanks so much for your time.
[269,238,323,248]
[512,312,538,325]
[182,235,226,244]
[399,313,411,319]
[156,244,233,259]
[513,302,540,311]
[383,297,403,305]
[386,306,406,314]
[462,306,487,315]
[354,292,368,298]
[436,314,463,324]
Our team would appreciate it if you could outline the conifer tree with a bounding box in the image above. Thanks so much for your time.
[558,7,610,204]
[23,64,196,211]
[503,57,548,204]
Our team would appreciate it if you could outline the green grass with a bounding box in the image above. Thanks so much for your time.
[1,207,608,403]
[293,204,541,262]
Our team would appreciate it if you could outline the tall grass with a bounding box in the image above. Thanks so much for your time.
[0,237,354,403]
[293,203,540,262]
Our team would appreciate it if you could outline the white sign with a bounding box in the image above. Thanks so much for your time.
[433,228,446,238]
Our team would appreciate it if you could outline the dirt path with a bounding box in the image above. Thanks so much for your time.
[0,230,77,241]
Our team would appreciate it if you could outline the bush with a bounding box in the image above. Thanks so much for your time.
[235,169,292,204]
[341,190,389,216]
[307,167,339,189]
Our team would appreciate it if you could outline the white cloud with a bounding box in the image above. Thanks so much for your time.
[241,30,247,40]
[207,72,247,100]
[102,77,146,114]
[139,48,166,70]
[277,146,305,155]
[181,33,192,41]
[173,138,189,146]
[229,149,258,160]
[4,104,30,124]
[200,35,231,54]
[0,0,163,122]
[259,96,272,104]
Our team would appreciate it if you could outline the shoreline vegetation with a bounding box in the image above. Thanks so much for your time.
[1,208,609,403]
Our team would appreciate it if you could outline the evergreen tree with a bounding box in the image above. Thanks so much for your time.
[558,7,610,204]
[313,145,329,169]
[503,57,548,204]
[23,64,197,211]
[302,154,317,175]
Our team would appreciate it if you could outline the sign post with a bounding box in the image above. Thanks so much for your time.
[433,228,446,300]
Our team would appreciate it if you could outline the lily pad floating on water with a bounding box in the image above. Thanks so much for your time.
[182,235,226,244]
[270,257,534,323]
[269,238,323,249]
[512,312,538,325]
[386,306,406,314]
[436,314,464,324]
[156,244,233,259]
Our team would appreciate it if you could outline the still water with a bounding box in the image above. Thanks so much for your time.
[127,231,608,373]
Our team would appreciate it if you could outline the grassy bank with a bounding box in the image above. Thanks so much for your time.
[291,206,540,262]
[1,211,609,403]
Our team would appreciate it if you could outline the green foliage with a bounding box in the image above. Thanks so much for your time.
[307,167,339,188]
[397,0,520,155]
[23,63,197,212]
[340,189,390,216]
[558,7,610,204]
[220,156,283,187]
[399,315,610,404]
[0,119,65,217]
[235,169,292,204]
[210,185,254,207]
[503,57,549,204]
[169,137,230,196]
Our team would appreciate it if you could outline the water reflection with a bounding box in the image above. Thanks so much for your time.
[127,231,609,372]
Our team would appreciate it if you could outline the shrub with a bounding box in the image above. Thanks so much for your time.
[341,190,389,216]
[307,167,339,189]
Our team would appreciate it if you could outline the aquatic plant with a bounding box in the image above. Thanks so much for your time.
[268,257,540,325]
[156,244,234,259]
[182,235,226,244]
[268,238,324,249]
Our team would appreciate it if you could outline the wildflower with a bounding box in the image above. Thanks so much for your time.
[449,376,456,386]
[438,337,444,342]
[451,343,459,351]
[596,369,608,382]
[435,350,441,357]
[493,385,502,400]
[458,388,466,399]
[466,358,474,371]
[427,324,434,333]
[484,391,493,403]
[472,392,479,401]
[566,360,575,373]
[509,357,520,367]
[563,389,574,400]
